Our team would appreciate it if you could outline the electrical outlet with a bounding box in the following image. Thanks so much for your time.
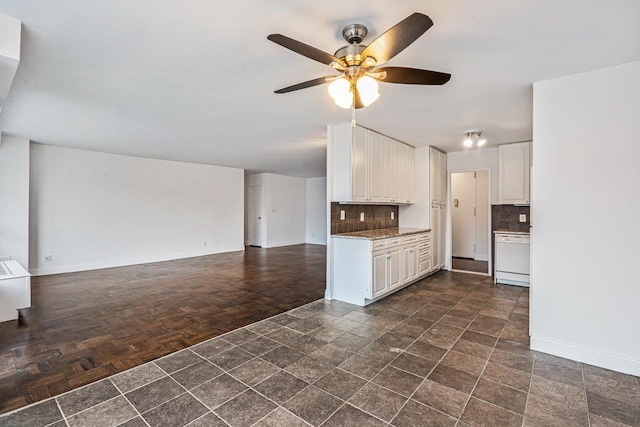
[360,212,365,221]
[44,255,52,262]
[391,212,394,220]
[519,214,527,223]
[340,210,345,220]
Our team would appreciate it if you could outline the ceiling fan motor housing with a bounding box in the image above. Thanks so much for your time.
[342,23,368,44]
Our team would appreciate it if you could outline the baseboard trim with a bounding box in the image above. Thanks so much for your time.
[264,240,306,248]
[31,245,245,276]
[531,335,640,376]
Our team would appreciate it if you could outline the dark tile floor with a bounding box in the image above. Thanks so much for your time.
[1,271,639,426]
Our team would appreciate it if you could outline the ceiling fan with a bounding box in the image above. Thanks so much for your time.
[267,12,451,109]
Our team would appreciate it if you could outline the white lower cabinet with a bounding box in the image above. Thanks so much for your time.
[332,231,436,306]
[373,245,402,298]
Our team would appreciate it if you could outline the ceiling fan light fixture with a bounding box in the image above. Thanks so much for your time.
[334,92,354,109]
[328,77,350,99]
[356,75,380,107]
[328,77,353,108]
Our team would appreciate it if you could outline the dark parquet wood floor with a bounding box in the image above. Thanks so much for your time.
[0,245,326,414]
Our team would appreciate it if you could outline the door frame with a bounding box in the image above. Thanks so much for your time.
[247,184,265,247]
[446,168,492,276]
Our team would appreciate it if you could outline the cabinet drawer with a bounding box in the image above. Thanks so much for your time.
[372,240,388,250]
[387,238,402,247]
[419,260,432,273]
[418,242,431,250]
[418,249,431,259]
[402,235,419,244]
[417,233,429,242]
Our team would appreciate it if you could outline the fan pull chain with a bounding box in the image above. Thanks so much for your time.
[350,93,356,127]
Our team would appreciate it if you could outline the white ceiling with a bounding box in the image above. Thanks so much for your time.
[0,1,639,178]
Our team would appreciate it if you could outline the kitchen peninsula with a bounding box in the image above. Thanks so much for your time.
[331,227,435,306]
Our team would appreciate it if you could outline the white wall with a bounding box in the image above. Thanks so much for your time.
[447,148,499,204]
[475,170,489,261]
[531,60,640,375]
[30,145,244,275]
[0,136,29,267]
[245,173,307,248]
[306,177,327,245]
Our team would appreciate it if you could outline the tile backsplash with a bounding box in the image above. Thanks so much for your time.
[331,203,398,234]
[492,204,531,232]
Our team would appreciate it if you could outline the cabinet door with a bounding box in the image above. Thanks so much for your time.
[410,244,420,280]
[499,142,530,204]
[406,146,415,203]
[431,206,439,271]
[368,131,384,202]
[403,244,419,283]
[402,246,412,284]
[388,247,402,290]
[372,251,388,298]
[351,126,368,202]
[429,147,440,204]
[389,141,401,202]
[438,206,446,268]
[382,136,394,201]
[438,151,447,204]
[399,144,411,203]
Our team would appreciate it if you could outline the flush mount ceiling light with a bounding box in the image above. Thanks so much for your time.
[267,13,452,110]
[463,130,487,148]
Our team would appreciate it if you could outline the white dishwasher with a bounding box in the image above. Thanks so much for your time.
[494,233,530,287]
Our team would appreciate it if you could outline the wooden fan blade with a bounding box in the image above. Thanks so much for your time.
[274,76,335,94]
[376,67,451,85]
[361,13,433,66]
[268,34,346,67]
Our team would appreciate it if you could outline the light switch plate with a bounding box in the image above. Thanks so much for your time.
[519,214,527,222]
[360,212,365,221]
[391,212,394,220]
[340,210,345,220]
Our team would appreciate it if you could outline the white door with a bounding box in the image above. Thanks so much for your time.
[248,184,264,247]
[451,172,476,258]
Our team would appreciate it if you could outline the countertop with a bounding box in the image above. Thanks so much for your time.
[332,227,431,240]
[493,230,530,235]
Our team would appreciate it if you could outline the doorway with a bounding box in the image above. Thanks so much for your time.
[450,170,490,275]
[247,184,264,247]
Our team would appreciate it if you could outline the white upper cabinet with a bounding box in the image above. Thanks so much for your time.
[351,126,368,202]
[367,130,385,201]
[499,142,531,205]
[331,123,414,204]
[429,147,446,205]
